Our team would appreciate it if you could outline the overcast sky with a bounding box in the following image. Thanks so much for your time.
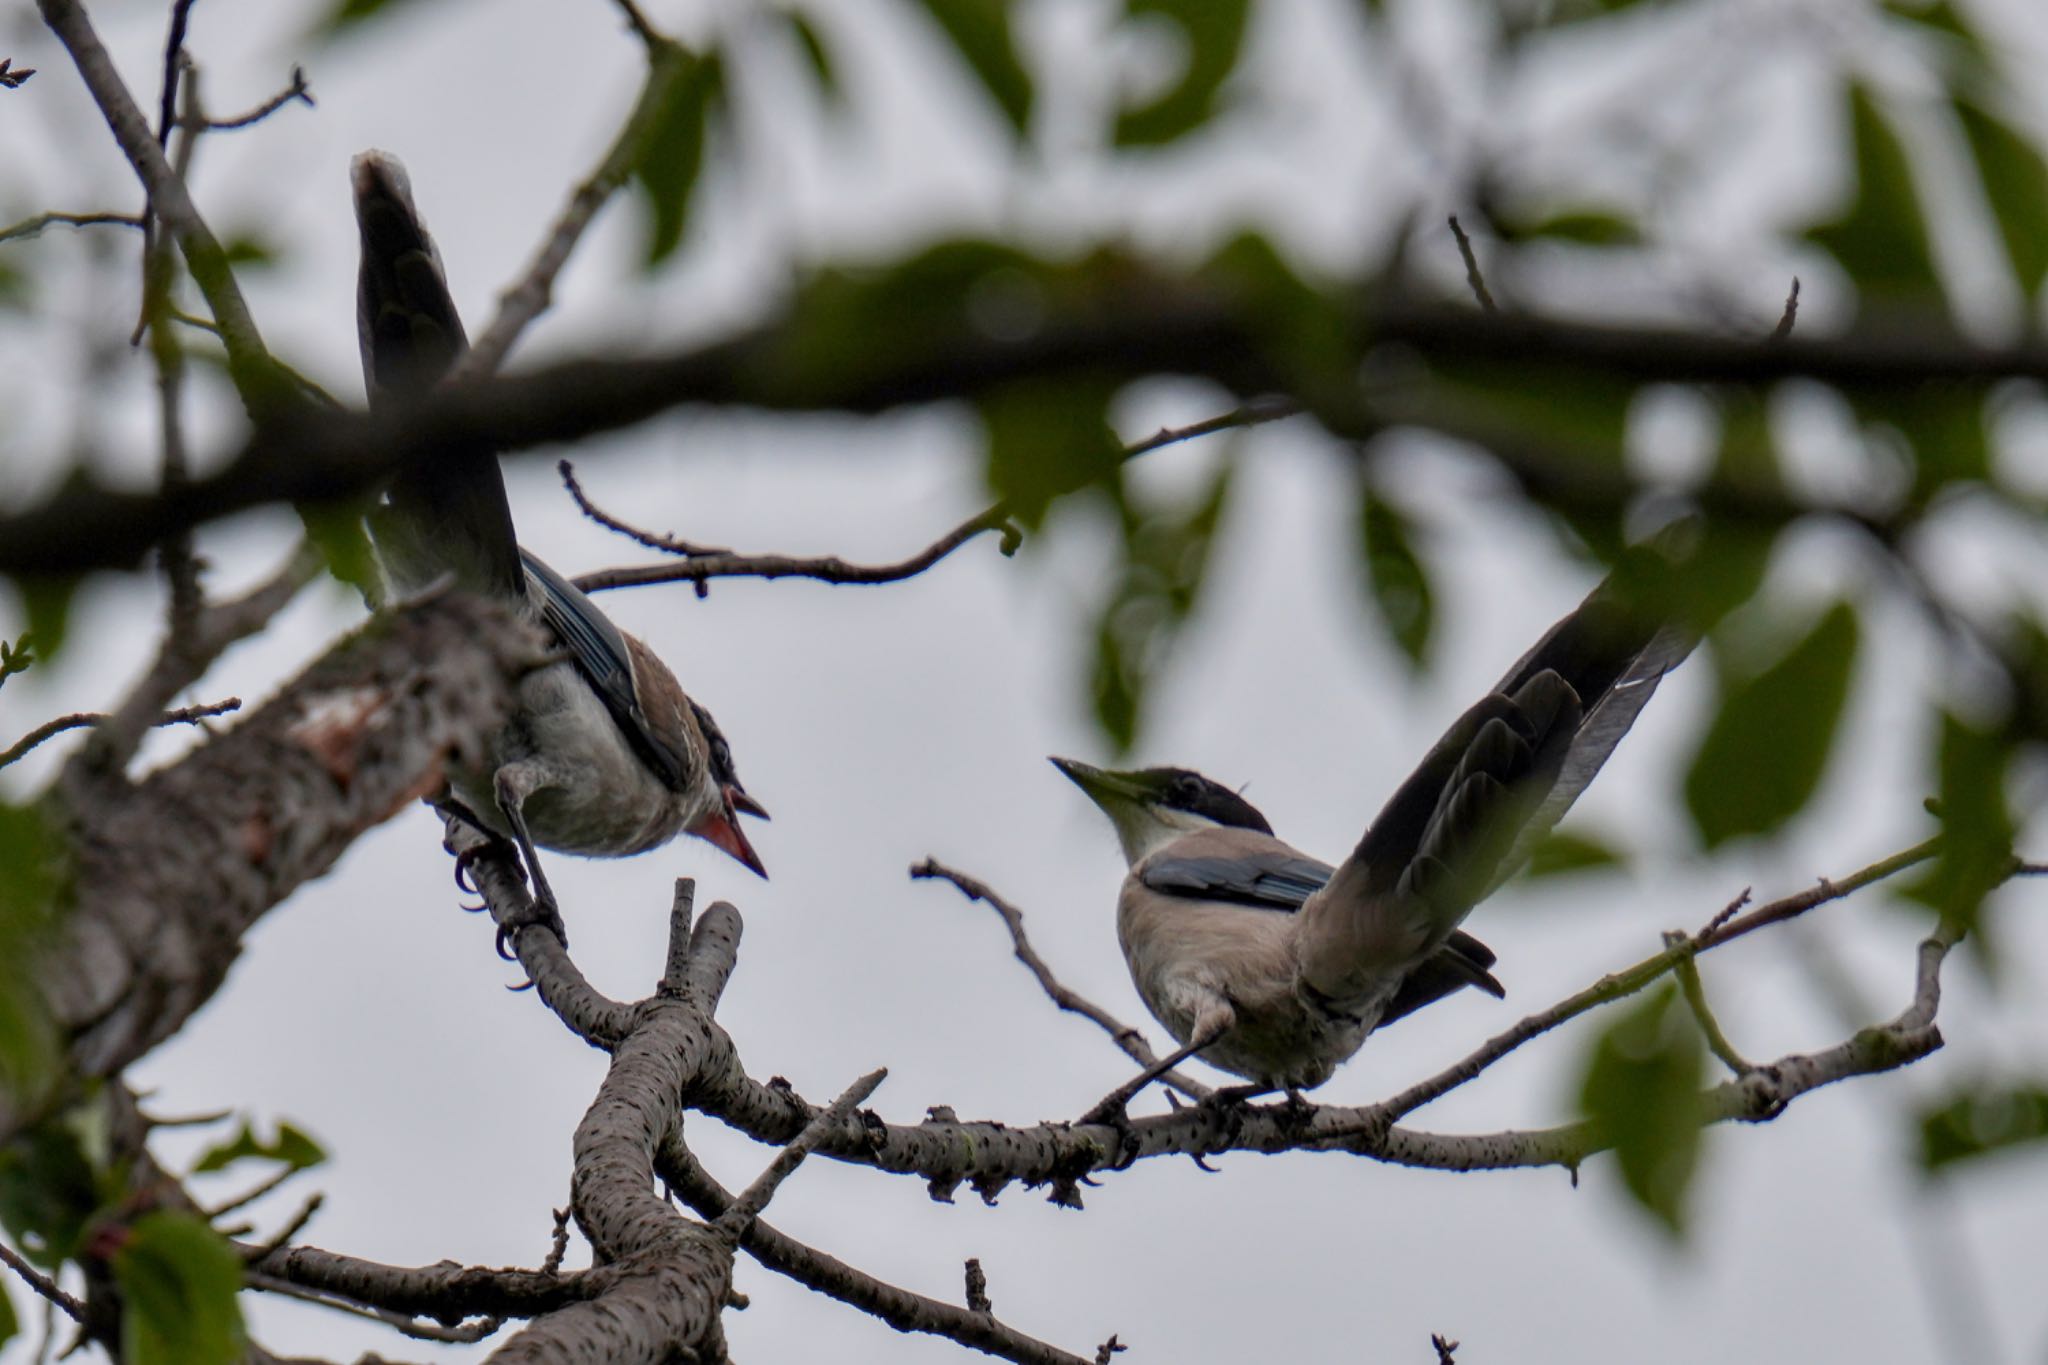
[4,1,2048,1361]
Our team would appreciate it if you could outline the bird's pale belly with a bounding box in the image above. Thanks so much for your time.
[1145,979,1374,1090]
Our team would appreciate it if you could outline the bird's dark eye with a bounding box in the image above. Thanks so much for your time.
[1174,775,1202,800]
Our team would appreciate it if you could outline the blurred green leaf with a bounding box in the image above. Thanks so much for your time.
[311,0,433,36]
[17,576,75,665]
[299,500,379,602]
[631,47,724,268]
[0,257,29,309]
[1854,384,1988,485]
[1709,388,1779,487]
[0,1280,16,1350]
[1685,600,1860,849]
[1195,234,1351,400]
[1090,462,1233,750]
[0,801,61,1099]
[190,1120,325,1177]
[1579,985,1704,1235]
[113,1211,245,1365]
[0,1117,101,1268]
[1902,709,2015,950]
[1113,0,1252,147]
[1357,485,1432,668]
[219,234,282,271]
[1496,208,1642,246]
[981,377,1122,531]
[1919,1083,2048,1171]
[913,0,1032,136]
[1522,829,1625,879]
[1952,97,2048,302]
[784,10,842,105]
[1882,0,1986,53]
[1806,84,1941,310]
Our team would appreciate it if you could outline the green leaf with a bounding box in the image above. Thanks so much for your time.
[1357,485,1432,667]
[1089,461,1233,750]
[913,0,1032,137]
[1952,97,2048,301]
[1578,985,1705,1235]
[1883,0,1987,54]
[1684,600,1860,848]
[1919,1083,2048,1172]
[1709,388,1779,488]
[981,378,1123,531]
[220,234,282,271]
[1113,0,1252,147]
[0,801,63,1101]
[17,576,76,665]
[113,1211,246,1365]
[784,11,842,106]
[0,1117,101,1268]
[1521,829,1625,879]
[311,0,434,37]
[1854,384,1988,485]
[1902,709,2015,950]
[297,499,379,603]
[1806,84,1941,311]
[631,47,724,268]
[1496,209,1642,246]
[0,1279,17,1350]
[190,1120,326,1177]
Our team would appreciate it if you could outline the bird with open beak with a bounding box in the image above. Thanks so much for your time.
[1055,542,1697,1123]
[351,151,766,934]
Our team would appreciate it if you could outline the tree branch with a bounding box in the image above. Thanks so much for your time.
[911,858,1209,1100]
[0,697,239,771]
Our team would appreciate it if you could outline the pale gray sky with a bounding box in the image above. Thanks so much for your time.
[3,1,2047,1361]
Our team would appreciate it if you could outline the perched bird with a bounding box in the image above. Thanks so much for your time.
[1055,546,1696,1114]
[351,150,766,929]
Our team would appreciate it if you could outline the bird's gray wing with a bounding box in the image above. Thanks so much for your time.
[520,551,689,791]
[352,152,524,601]
[1298,539,1695,1004]
[1144,847,1503,1021]
[1141,849,1337,912]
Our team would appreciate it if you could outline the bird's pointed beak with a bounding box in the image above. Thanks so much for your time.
[691,787,767,878]
[1049,756,1161,813]
[729,787,770,821]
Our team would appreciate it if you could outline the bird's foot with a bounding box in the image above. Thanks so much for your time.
[494,884,568,981]
[1193,1084,1270,1146]
[1275,1087,1318,1136]
[1077,1095,1144,1172]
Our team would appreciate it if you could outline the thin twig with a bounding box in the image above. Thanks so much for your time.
[204,1160,298,1221]
[570,402,1295,595]
[244,1193,323,1263]
[1670,946,1752,1076]
[610,0,663,48]
[183,64,311,131]
[1431,1333,1459,1364]
[0,1241,81,1321]
[454,34,687,379]
[1770,277,1801,342]
[0,697,240,770]
[911,859,1211,1101]
[1377,837,1941,1122]
[716,1070,887,1243]
[661,1140,1093,1365]
[1448,215,1496,313]
[0,210,144,245]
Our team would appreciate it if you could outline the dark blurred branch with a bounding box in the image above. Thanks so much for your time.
[1447,215,1496,313]
[8,277,2043,575]
[0,1240,81,1321]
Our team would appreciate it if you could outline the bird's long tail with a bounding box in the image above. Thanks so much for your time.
[351,150,523,600]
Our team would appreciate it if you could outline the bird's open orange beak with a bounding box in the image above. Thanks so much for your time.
[691,786,767,878]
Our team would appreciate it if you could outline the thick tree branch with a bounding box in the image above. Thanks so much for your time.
[1,594,544,1147]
